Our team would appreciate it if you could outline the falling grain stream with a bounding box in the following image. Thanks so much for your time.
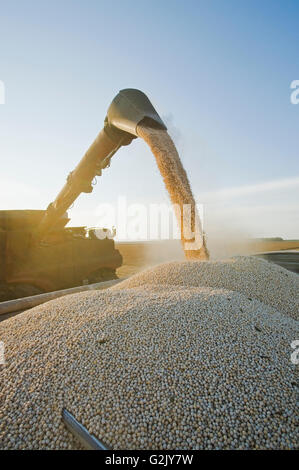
[137,123,209,260]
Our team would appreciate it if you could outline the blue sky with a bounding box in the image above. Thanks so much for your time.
[0,0,298,239]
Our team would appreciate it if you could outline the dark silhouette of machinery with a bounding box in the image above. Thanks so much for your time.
[0,90,166,301]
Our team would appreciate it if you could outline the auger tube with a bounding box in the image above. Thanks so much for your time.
[37,89,166,237]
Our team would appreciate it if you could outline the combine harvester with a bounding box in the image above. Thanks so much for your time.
[1,89,204,317]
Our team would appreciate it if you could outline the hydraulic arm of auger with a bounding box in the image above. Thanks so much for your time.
[37,89,166,238]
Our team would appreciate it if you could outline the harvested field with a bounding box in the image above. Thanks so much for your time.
[116,240,299,279]
[0,256,298,450]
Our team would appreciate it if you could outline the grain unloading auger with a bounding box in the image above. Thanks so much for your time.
[0,90,167,302]
[37,89,167,237]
